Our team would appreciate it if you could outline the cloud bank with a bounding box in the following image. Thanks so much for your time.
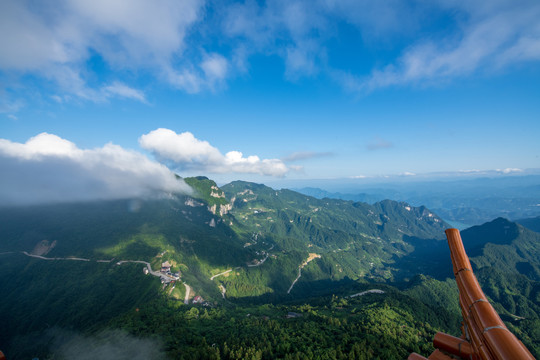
[0,133,191,205]
[140,128,289,177]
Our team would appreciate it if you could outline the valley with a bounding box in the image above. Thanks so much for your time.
[0,176,538,359]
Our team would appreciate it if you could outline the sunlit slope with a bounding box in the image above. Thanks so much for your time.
[218,180,449,296]
[223,180,447,246]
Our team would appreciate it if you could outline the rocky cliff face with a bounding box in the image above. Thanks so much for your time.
[208,203,233,216]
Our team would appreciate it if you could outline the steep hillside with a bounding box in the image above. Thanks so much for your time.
[461,217,540,279]
[218,180,449,297]
[0,194,254,302]
[457,218,540,355]
[184,176,232,216]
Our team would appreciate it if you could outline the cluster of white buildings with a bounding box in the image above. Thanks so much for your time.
[159,261,180,282]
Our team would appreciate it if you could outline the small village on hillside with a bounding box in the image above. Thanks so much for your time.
[143,259,211,306]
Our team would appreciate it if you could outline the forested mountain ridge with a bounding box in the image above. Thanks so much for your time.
[0,176,538,359]
[0,176,449,301]
[461,217,540,279]
[218,180,449,296]
[224,180,447,242]
[0,177,449,299]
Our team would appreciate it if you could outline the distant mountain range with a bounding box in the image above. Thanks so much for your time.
[517,216,540,234]
[294,175,540,227]
[0,176,538,358]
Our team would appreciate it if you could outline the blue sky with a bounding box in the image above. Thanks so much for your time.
[1,0,540,201]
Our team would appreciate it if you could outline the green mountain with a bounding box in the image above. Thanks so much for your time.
[461,217,540,280]
[0,177,538,359]
[217,180,449,298]
[0,178,449,300]
[457,218,540,354]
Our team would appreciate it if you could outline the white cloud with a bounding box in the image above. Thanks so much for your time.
[288,165,305,172]
[458,169,483,173]
[322,0,425,41]
[166,68,203,94]
[222,0,327,79]
[168,53,230,93]
[359,1,540,90]
[284,42,319,79]
[201,54,229,82]
[140,128,289,177]
[0,133,191,205]
[66,0,201,67]
[496,168,523,174]
[0,0,204,101]
[102,82,147,103]
[51,95,64,104]
[0,1,73,71]
[222,0,540,87]
[140,130,222,164]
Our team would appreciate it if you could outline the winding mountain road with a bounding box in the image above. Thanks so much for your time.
[210,269,232,280]
[19,251,177,282]
[248,254,269,267]
[347,289,385,298]
[287,267,303,294]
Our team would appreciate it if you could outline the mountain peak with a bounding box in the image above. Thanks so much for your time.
[462,217,520,251]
